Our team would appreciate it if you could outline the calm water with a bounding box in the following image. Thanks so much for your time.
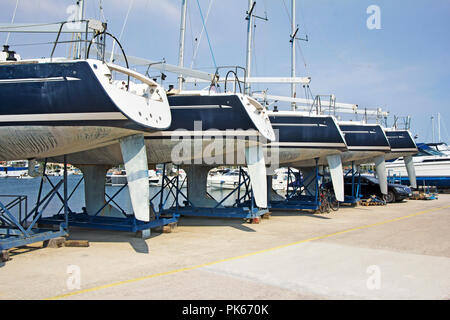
[0,176,239,220]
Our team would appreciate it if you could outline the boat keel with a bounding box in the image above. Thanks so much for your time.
[245,146,268,208]
[374,155,388,195]
[404,155,417,189]
[119,134,150,222]
[327,154,344,202]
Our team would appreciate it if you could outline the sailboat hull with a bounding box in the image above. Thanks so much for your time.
[0,59,171,161]
[338,124,391,164]
[47,93,274,166]
[384,130,418,161]
[265,113,347,167]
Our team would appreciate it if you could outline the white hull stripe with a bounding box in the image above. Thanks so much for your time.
[342,130,376,134]
[0,77,80,84]
[145,130,261,137]
[272,123,328,127]
[0,112,127,122]
[347,146,390,151]
[266,142,346,147]
[389,148,418,152]
[170,105,232,109]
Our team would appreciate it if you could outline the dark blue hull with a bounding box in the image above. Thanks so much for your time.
[268,114,346,149]
[339,124,390,151]
[385,130,417,150]
[44,94,271,165]
[168,95,257,131]
[384,130,418,161]
[0,60,153,131]
[143,94,269,143]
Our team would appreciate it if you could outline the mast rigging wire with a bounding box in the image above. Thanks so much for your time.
[110,0,134,63]
[190,0,215,69]
[5,0,20,45]
[195,0,217,69]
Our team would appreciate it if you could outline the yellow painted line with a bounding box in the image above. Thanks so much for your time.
[45,204,450,300]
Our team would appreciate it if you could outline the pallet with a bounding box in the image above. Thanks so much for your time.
[360,196,386,206]
[409,191,438,200]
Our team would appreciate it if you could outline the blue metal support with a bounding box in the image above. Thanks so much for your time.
[56,176,84,214]
[342,161,361,204]
[160,166,268,220]
[38,161,178,233]
[33,158,47,220]
[0,158,68,252]
[93,183,128,217]
[270,158,322,211]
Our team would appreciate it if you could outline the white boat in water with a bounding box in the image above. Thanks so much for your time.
[271,168,299,191]
[427,142,450,156]
[386,143,450,188]
[0,160,38,178]
[105,169,184,187]
[207,168,243,190]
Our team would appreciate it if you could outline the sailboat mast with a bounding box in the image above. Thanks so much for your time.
[77,0,85,59]
[438,112,441,142]
[431,116,435,143]
[178,0,188,90]
[291,0,296,110]
[245,0,254,94]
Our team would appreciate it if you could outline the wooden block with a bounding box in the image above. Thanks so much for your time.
[262,212,271,219]
[1,250,10,262]
[64,240,89,247]
[162,223,177,233]
[43,237,66,248]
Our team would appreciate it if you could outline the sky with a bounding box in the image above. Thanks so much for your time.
[1,0,449,142]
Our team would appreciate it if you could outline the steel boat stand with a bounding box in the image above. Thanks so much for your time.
[156,163,269,223]
[268,159,324,212]
[0,156,70,256]
[37,142,178,238]
[341,161,362,205]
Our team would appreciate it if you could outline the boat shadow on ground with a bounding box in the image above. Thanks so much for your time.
[1,229,157,260]
[65,228,164,254]
[174,210,332,231]
[269,210,332,219]
[1,211,334,261]
[2,244,45,265]
[176,216,258,232]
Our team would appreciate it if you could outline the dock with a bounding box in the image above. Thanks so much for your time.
[0,195,449,300]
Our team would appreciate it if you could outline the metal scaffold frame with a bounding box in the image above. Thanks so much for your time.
[0,157,69,252]
[37,161,178,233]
[159,165,268,220]
[342,161,361,205]
[269,158,322,211]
